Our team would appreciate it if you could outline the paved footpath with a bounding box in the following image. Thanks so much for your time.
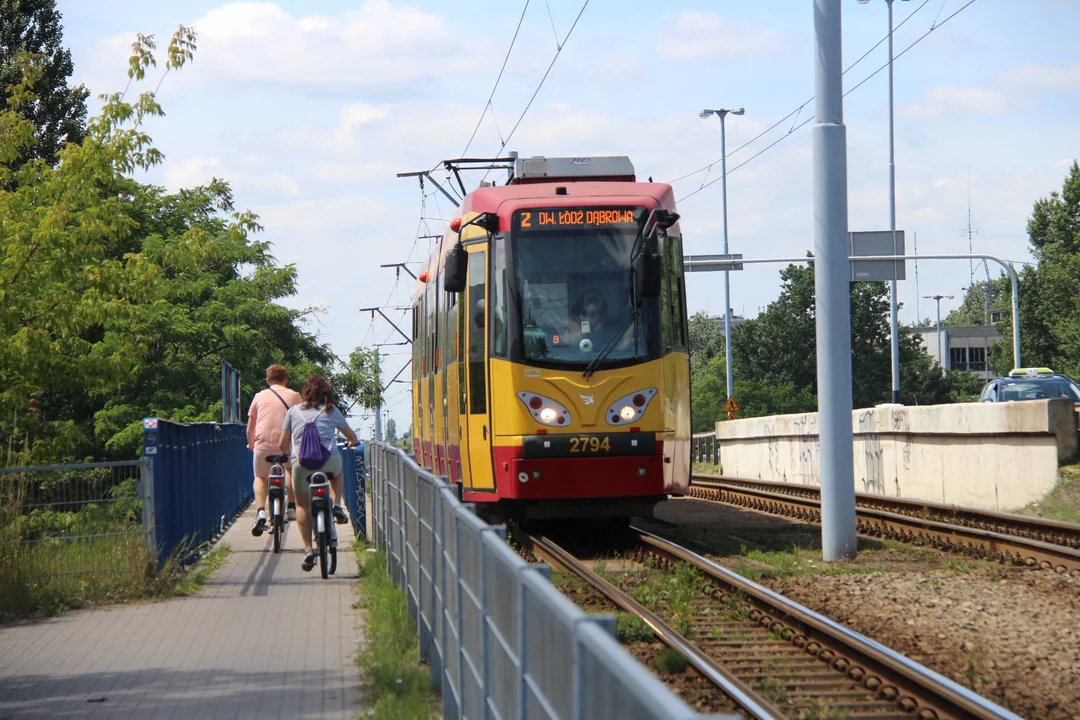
[0,504,365,720]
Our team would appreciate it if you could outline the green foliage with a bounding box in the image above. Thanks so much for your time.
[0,0,89,168]
[615,612,653,643]
[689,261,978,430]
[1013,464,1080,524]
[990,162,1080,379]
[384,418,397,445]
[944,277,1009,327]
[652,648,690,674]
[0,27,367,463]
[356,544,440,719]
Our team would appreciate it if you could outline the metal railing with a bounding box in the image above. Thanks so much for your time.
[142,418,251,563]
[0,459,152,580]
[368,442,732,720]
[692,431,719,466]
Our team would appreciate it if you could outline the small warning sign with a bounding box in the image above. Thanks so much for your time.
[724,396,740,421]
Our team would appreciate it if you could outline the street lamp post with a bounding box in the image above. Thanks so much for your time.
[700,107,745,403]
[858,0,907,403]
[923,294,954,371]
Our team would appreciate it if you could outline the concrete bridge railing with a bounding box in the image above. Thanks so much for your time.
[712,399,1078,512]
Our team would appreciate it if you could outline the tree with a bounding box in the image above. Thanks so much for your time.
[990,162,1080,379]
[333,347,383,416]
[1,0,89,167]
[0,27,357,463]
[688,259,979,431]
[944,276,1010,327]
[384,418,397,445]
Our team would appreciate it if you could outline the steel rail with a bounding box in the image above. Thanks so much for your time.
[694,475,1080,549]
[511,526,787,720]
[689,477,1080,574]
[632,528,1023,720]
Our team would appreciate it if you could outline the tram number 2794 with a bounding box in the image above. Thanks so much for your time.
[568,436,611,453]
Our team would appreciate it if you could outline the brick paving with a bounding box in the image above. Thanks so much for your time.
[0,504,365,720]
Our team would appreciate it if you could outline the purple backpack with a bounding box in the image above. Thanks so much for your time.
[297,408,332,470]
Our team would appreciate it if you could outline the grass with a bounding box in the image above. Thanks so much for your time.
[616,612,654,643]
[692,462,721,476]
[758,659,790,705]
[355,543,440,720]
[798,702,852,720]
[652,648,690,674]
[1013,464,1080,524]
[0,470,234,621]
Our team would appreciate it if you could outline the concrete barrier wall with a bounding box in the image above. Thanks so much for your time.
[713,399,1078,511]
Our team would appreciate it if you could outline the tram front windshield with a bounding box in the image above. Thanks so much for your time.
[507,228,660,370]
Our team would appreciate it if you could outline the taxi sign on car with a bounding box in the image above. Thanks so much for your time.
[1008,367,1054,379]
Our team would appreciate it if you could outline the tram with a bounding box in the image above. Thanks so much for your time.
[410,155,690,519]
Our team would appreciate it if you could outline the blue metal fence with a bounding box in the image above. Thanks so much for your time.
[339,445,367,539]
[141,418,252,563]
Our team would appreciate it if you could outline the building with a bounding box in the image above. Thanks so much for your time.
[912,324,1004,382]
[710,313,747,335]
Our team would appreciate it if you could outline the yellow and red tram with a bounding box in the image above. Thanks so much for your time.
[410,155,690,519]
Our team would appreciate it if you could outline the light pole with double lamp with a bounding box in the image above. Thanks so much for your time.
[923,293,954,371]
[699,107,745,405]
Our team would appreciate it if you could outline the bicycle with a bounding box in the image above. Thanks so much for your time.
[266,454,289,553]
[309,471,338,578]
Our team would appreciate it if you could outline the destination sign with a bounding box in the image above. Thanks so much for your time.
[513,206,643,232]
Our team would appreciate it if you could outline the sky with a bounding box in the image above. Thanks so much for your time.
[57,0,1080,436]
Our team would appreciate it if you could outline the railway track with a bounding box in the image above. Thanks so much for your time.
[690,475,1080,575]
[513,525,1018,720]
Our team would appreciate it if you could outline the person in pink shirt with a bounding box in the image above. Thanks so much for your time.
[247,364,303,535]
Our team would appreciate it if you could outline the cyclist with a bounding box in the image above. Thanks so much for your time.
[247,364,303,536]
[279,373,360,571]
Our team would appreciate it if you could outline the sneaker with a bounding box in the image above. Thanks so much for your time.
[301,550,317,572]
[286,506,297,522]
[332,504,348,525]
[251,509,267,537]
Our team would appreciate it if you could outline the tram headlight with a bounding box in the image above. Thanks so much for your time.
[606,388,658,426]
[517,391,572,427]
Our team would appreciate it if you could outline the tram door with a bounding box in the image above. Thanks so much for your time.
[461,249,494,492]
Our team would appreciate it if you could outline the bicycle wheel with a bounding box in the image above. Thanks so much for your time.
[318,527,329,579]
[329,545,337,575]
[272,516,281,553]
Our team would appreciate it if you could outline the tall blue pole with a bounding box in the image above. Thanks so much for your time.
[813,0,858,560]
[888,0,901,404]
[720,114,734,402]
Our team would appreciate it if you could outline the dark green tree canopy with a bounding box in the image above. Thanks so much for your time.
[1,0,88,166]
[990,162,1080,379]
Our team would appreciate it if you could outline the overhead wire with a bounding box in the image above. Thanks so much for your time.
[668,0,931,188]
[459,0,531,158]
[676,0,978,203]
[481,0,591,183]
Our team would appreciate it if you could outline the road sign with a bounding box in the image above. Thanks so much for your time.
[723,397,740,413]
[849,230,906,281]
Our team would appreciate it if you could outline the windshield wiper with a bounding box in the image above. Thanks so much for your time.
[582,308,638,380]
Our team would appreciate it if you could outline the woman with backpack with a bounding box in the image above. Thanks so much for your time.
[278,373,361,572]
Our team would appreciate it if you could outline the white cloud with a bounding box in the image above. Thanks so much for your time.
[657,12,784,60]
[94,1,493,91]
[1002,62,1080,93]
[901,86,1008,122]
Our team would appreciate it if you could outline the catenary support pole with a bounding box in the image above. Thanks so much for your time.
[887,0,901,404]
[720,115,735,401]
[812,0,858,560]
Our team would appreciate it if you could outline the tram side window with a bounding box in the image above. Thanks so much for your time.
[659,237,674,353]
[468,251,487,414]
[458,285,467,414]
[667,234,686,349]
[491,236,508,358]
